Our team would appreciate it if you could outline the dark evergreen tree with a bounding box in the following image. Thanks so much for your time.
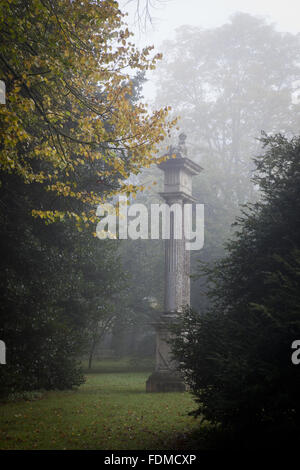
[0,169,125,395]
[172,134,300,446]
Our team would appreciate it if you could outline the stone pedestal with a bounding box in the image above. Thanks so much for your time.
[146,134,202,393]
[146,315,185,392]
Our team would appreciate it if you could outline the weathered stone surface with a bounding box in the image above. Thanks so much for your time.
[146,371,186,393]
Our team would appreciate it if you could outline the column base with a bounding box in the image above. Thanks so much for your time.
[146,370,186,393]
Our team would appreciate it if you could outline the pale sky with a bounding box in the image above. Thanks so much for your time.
[123,0,300,43]
[120,0,300,99]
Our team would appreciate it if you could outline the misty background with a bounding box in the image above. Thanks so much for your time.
[1,0,300,375]
[94,0,300,364]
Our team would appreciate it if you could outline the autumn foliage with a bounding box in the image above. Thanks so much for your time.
[0,0,175,224]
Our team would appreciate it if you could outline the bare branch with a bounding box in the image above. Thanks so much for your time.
[124,0,171,32]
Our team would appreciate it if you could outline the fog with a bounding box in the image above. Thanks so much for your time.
[122,0,300,100]
[113,0,300,357]
[2,2,300,446]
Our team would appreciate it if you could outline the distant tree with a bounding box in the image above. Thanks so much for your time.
[154,13,300,309]
[156,13,300,202]
[108,169,165,359]
[172,133,300,446]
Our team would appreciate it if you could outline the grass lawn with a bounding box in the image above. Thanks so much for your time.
[0,360,198,450]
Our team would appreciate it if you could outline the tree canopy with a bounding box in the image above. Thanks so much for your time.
[0,0,175,225]
[156,13,300,203]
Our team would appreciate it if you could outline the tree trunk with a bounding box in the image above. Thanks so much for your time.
[88,340,97,370]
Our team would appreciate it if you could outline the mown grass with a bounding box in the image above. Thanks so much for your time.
[0,360,198,450]
[81,356,155,374]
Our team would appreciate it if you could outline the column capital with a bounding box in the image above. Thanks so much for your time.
[159,191,197,204]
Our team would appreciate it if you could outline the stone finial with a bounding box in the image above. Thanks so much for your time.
[178,132,187,156]
[178,132,186,145]
[167,132,188,158]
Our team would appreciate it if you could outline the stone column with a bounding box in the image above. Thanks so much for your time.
[146,134,202,392]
